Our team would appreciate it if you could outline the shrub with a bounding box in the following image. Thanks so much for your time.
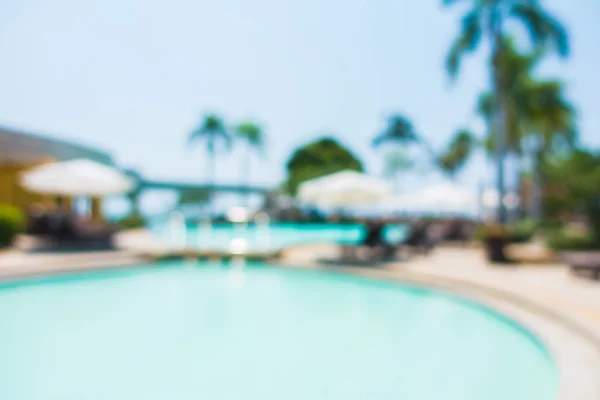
[475,220,538,243]
[507,219,538,243]
[0,204,25,248]
[116,214,146,230]
[475,223,510,241]
[546,230,600,251]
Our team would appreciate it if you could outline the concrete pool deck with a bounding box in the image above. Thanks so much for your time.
[1,231,600,399]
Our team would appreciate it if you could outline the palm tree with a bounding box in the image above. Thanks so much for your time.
[372,115,419,147]
[187,114,231,213]
[520,79,577,220]
[235,122,265,207]
[476,37,540,157]
[372,114,437,174]
[443,0,569,222]
[475,39,576,220]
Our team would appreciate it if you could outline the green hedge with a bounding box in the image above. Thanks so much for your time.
[474,220,537,243]
[0,204,25,248]
[116,214,147,230]
[508,219,538,243]
[546,231,600,251]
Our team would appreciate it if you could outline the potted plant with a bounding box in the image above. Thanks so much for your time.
[478,223,512,263]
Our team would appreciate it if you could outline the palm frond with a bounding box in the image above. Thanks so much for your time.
[187,113,231,151]
[522,79,577,150]
[510,4,569,57]
[477,92,494,121]
[438,129,477,177]
[441,0,464,6]
[236,122,264,150]
[445,9,483,80]
[372,115,417,148]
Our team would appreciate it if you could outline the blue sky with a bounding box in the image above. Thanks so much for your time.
[1,0,599,213]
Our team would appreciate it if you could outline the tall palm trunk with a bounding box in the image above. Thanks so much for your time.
[491,25,508,223]
[531,141,544,222]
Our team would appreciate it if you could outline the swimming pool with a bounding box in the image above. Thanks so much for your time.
[0,261,556,400]
[158,223,407,251]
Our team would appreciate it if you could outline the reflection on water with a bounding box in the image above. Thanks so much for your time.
[167,211,187,250]
[228,257,247,288]
[198,217,213,250]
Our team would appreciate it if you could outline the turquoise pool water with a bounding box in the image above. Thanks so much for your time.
[0,262,557,400]
[159,223,407,251]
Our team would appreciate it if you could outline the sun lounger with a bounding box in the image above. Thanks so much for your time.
[335,222,438,264]
[572,263,600,280]
[27,211,117,250]
[562,252,600,280]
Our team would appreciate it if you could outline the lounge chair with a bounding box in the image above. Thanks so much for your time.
[562,252,600,280]
[27,211,117,250]
[53,216,117,249]
[335,221,438,264]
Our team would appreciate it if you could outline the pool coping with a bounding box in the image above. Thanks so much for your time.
[1,256,599,400]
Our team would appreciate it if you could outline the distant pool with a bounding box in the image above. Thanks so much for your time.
[156,223,408,252]
[0,262,557,400]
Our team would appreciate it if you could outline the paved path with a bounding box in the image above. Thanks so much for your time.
[0,230,166,280]
[402,247,600,334]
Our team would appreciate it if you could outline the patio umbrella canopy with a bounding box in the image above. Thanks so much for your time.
[298,170,394,207]
[389,183,479,216]
[20,159,136,196]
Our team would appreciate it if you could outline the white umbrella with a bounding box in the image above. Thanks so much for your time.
[389,183,479,216]
[298,170,394,207]
[20,159,136,196]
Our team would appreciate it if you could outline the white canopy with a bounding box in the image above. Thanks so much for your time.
[388,183,479,216]
[20,159,136,196]
[298,170,394,207]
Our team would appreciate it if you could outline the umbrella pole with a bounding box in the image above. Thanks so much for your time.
[90,196,103,222]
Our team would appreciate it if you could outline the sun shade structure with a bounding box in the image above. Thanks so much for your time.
[388,183,479,216]
[298,170,394,207]
[19,159,136,196]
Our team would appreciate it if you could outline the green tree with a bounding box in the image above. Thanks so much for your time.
[544,149,600,244]
[284,137,364,196]
[235,122,265,207]
[178,189,210,206]
[372,114,439,180]
[372,115,419,147]
[372,114,435,158]
[438,129,477,178]
[443,0,569,222]
[187,114,231,212]
[476,38,540,156]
